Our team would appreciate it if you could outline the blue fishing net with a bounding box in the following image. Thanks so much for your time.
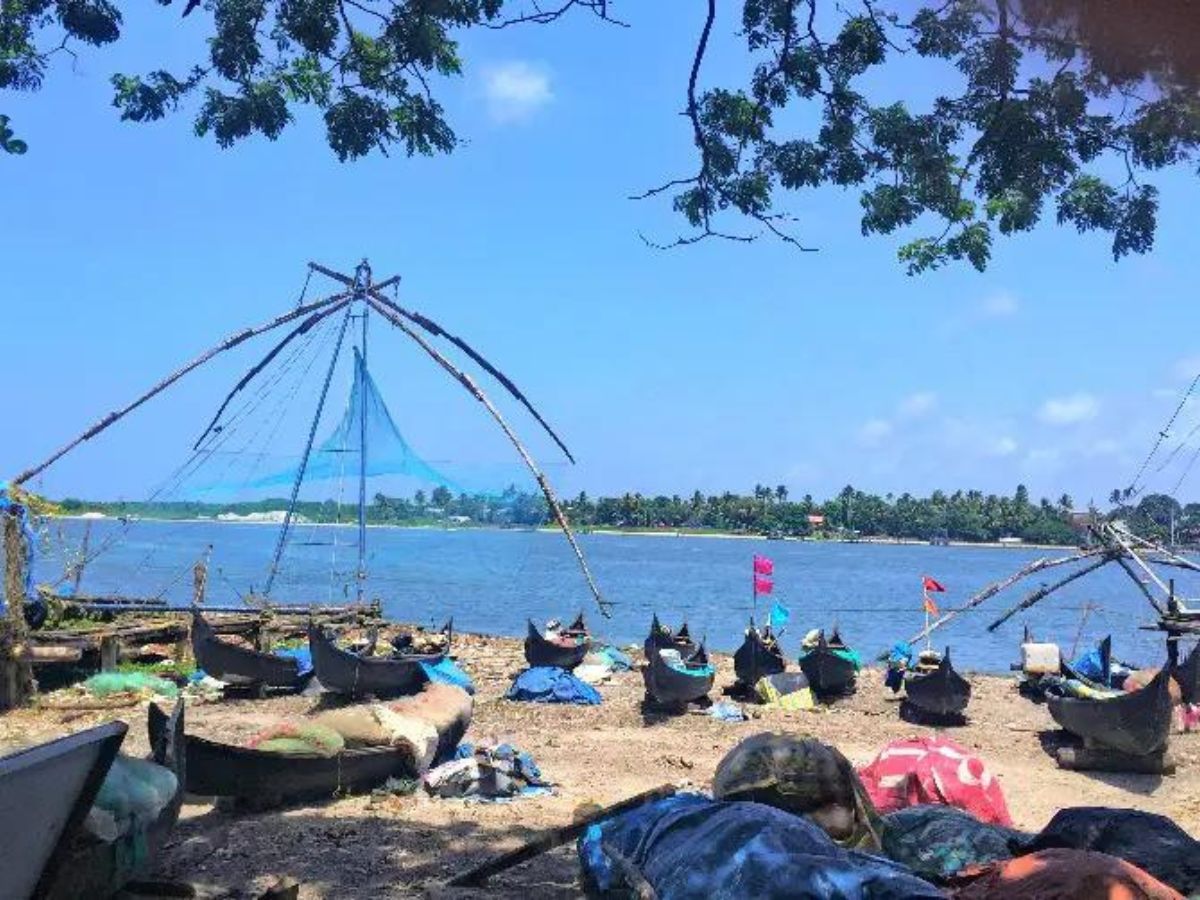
[240,349,462,492]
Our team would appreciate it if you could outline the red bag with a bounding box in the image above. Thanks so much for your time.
[952,848,1183,899]
[857,736,1012,826]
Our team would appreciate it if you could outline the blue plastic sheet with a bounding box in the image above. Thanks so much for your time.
[505,666,601,705]
[596,646,633,672]
[579,795,943,899]
[275,646,314,678]
[420,657,475,694]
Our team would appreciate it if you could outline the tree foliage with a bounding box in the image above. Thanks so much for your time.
[643,0,1200,270]
[1,0,617,160]
[3,0,1198,270]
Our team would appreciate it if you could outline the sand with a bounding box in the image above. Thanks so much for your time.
[3,631,1197,899]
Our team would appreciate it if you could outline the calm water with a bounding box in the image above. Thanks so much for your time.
[34,519,1197,672]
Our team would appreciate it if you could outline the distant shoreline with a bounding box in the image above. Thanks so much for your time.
[50,514,1076,551]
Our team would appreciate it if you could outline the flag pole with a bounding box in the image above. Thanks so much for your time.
[922,576,930,654]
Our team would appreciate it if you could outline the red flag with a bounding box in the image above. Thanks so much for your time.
[753,555,774,576]
[922,576,946,593]
[923,594,940,616]
[754,575,774,595]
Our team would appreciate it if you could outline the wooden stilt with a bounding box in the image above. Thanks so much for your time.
[1,510,35,709]
[99,635,120,672]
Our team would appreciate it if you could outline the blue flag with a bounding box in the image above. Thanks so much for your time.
[768,601,790,631]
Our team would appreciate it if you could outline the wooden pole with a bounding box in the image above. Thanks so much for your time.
[907,549,1105,644]
[1113,554,1164,614]
[11,290,349,486]
[2,512,34,709]
[365,295,613,617]
[986,554,1115,632]
[445,784,677,887]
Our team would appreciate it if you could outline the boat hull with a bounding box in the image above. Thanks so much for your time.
[148,708,415,807]
[798,634,857,698]
[1175,643,1199,705]
[524,619,590,669]
[45,701,186,900]
[1047,667,1174,756]
[309,625,436,698]
[643,646,714,706]
[191,610,305,689]
[733,629,786,686]
[904,650,971,718]
[0,721,126,900]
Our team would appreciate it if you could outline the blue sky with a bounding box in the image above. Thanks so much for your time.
[3,3,1200,507]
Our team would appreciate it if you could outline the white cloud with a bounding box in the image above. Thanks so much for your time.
[482,61,553,123]
[1173,355,1200,381]
[897,391,938,419]
[980,291,1019,318]
[858,418,893,445]
[989,436,1019,457]
[1038,393,1100,426]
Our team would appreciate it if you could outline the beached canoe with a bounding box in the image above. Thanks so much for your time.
[191,609,308,690]
[1047,666,1174,757]
[644,641,715,707]
[147,707,415,807]
[524,614,590,669]
[798,630,859,698]
[46,700,186,900]
[904,648,971,719]
[733,622,786,687]
[644,615,698,661]
[309,624,439,698]
[0,720,126,900]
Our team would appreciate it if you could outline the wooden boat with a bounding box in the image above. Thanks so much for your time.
[309,624,441,698]
[798,630,858,698]
[1173,641,1199,705]
[147,704,419,807]
[524,614,590,669]
[0,720,126,900]
[1047,666,1174,756]
[903,648,971,719]
[191,609,308,689]
[644,614,698,660]
[733,621,786,686]
[45,700,186,900]
[644,641,715,707]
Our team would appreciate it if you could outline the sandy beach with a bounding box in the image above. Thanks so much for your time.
[2,630,1197,899]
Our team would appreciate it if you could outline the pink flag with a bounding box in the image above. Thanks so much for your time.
[754,575,774,595]
[753,555,774,576]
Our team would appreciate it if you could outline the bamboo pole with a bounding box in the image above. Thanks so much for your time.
[906,548,1106,644]
[11,291,349,486]
[986,554,1115,632]
[365,295,613,617]
[1113,554,1165,614]
[370,290,576,464]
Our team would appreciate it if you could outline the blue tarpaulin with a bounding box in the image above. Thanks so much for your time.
[421,657,475,694]
[579,795,943,899]
[505,666,601,705]
[275,646,314,678]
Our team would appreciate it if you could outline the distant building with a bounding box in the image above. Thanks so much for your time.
[448,515,471,524]
[807,514,826,526]
[998,536,1023,545]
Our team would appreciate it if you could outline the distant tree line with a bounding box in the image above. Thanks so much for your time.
[53,484,1200,546]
